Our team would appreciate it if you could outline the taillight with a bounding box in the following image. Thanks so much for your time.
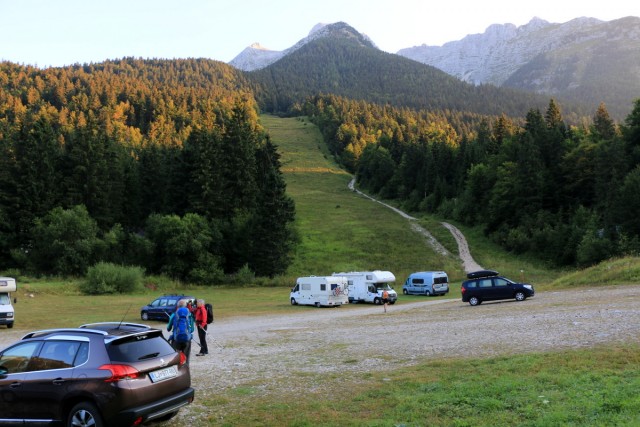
[99,364,140,382]
[461,287,466,294]
[179,351,187,366]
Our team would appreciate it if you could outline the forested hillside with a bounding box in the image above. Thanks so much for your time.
[303,94,640,266]
[0,58,296,279]
[2,35,638,281]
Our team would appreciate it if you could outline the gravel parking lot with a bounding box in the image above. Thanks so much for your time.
[171,283,639,424]
[1,284,638,425]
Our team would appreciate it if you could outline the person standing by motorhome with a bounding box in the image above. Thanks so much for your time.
[382,289,389,313]
[195,299,209,356]
[167,299,195,363]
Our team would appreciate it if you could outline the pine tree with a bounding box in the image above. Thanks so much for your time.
[248,136,297,277]
[593,102,616,140]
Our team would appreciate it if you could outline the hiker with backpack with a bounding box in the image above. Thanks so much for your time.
[194,298,210,356]
[167,299,195,362]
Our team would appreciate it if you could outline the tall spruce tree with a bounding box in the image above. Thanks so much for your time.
[249,136,297,277]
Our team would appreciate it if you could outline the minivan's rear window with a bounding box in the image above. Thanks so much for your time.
[107,335,175,363]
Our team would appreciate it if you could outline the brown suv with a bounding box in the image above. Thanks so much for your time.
[0,322,194,426]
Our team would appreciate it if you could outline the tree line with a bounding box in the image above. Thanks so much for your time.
[0,59,297,280]
[303,94,640,266]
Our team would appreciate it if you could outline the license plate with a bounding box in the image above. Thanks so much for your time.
[149,366,177,383]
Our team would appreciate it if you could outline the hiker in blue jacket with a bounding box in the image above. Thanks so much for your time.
[167,299,195,363]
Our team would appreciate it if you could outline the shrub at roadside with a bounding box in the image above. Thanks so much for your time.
[80,262,144,295]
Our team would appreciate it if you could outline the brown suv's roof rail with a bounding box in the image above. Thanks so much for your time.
[22,328,110,340]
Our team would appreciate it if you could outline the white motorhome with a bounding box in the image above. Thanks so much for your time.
[290,276,349,307]
[0,277,16,329]
[333,271,398,305]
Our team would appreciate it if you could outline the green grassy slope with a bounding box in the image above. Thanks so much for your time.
[261,115,462,285]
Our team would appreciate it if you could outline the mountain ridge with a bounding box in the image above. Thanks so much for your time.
[231,17,639,120]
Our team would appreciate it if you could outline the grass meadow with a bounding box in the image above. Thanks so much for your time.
[3,115,640,425]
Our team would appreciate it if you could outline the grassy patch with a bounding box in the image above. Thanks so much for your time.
[211,345,640,426]
[549,256,640,289]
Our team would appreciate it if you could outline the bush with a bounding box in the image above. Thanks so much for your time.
[27,205,101,276]
[80,262,144,295]
[231,264,255,285]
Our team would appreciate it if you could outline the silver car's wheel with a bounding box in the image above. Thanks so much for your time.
[290,298,297,305]
[141,311,149,321]
[469,296,480,306]
[315,302,321,308]
[515,291,526,301]
[403,289,408,295]
[68,402,103,427]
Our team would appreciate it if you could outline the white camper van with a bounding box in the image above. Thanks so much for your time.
[0,277,16,329]
[333,271,398,305]
[290,276,349,307]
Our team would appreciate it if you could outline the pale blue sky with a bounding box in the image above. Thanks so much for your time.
[1,0,637,67]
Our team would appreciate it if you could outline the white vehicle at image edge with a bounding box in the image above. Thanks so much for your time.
[290,276,349,307]
[333,271,397,305]
[0,277,16,328]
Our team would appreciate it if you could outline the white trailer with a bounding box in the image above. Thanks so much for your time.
[0,277,17,328]
[290,276,349,307]
[332,271,398,305]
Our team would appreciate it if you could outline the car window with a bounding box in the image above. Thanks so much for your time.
[479,279,493,288]
[494,278,510,287]
[434,277,448,284]
[74,342,89,366]
[0,341,42,373]
[412,278,424,284]
[150,299,160,308]
[107,336,175,363]
[27,340,87,371]
[465,281,477,288]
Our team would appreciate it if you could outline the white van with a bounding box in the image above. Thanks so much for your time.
[290,276,349,307]
[333,271,398,305]
[402,271,449,296]
[0,277,17,329]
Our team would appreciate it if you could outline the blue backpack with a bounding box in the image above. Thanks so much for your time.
[173,307,191,343]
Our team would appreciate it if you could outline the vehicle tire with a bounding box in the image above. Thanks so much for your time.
[425,291,431,296]
[469,296,481,306]
[373,298,381,305]
[515,291,526,301]
[348,298,355,303]
[7,323,13,329]
[402,289,408,295]
[290,298,297,305]
[68,402,103,427]
[141,311,149,321]
[315,302,321,308]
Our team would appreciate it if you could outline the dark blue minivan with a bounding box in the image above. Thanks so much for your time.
[461,270,534,306]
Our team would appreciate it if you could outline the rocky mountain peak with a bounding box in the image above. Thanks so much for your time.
[229,22,376,72]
